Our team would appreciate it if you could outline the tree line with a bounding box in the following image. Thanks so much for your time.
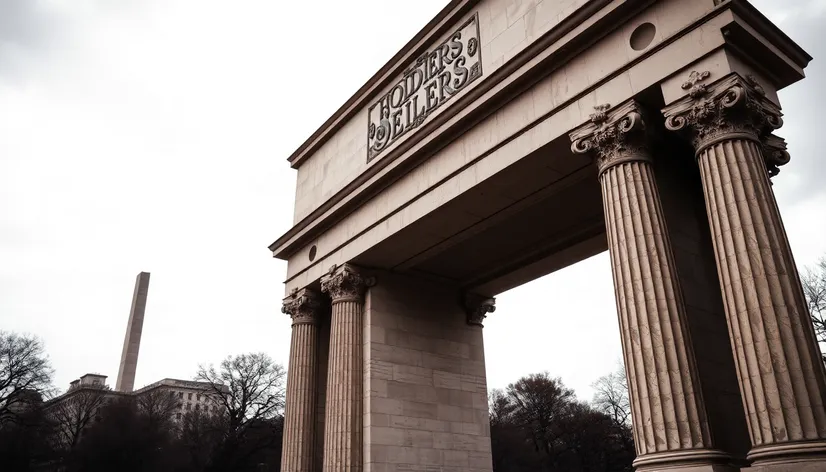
[0,336,286,472]
[490,370,634,472]
[0,332,633,472]
[484,254,826,472]
[1,255,824,471]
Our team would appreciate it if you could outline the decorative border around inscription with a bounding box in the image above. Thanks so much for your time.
[367,13,483,162]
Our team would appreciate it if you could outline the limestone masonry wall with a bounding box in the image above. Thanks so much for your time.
[363,272,492,471]
[292,0,594,224]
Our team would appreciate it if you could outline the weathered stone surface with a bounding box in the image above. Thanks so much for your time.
[272,2,816,471]
[321,264,369,472]
[281,289,322,472]
[652,131,751,461]
[664,71,826,467]
[571,99,728,470]
[364,272,493,472]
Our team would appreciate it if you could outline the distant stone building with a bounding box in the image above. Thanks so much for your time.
[43,373,228,448]
[42,272,229,441]
[42,374,128,449]
[68,373,109,391]
[132,377,227,422]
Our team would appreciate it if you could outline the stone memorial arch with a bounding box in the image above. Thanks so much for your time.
[270,1,825,471]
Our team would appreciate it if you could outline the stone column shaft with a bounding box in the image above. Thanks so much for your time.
[664,71,826,464]
[281,289,322,472]
[603,161,713,455]
[571,100,726,470]
[321,264,368,472]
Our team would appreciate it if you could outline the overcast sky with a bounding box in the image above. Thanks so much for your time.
[2,0,824,401]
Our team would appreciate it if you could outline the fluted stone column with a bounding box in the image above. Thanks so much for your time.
[281,288,323,472]
[570,100,729,470]
[320,264,369,472]
[663,71,826,467]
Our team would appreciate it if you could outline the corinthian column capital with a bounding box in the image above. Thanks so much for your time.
[320,263,371,304]
[281,287,322,325]
[662,71,783,153]
[465,293,495,327]
[762,133,791,177]
[569,99,649,175]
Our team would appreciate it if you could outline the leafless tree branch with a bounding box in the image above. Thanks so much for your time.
[48,386,109,451]
[195,352,286,439]
[592,363,631,427]
[802,257,826,346]
[0,331,54,426]
[136,387,179,430]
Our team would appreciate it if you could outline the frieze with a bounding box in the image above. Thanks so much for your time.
[367,14,482,162]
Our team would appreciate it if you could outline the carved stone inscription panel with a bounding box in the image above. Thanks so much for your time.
[367,13,482,161]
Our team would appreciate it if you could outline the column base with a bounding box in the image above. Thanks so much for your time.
[635,449,735,472]
[639,466,740,472]
[748,462,826,472]
[746,441,826,470]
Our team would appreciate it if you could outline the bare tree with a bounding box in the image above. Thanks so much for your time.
[195,352,286,435]
[507,372,575,463]
[195,352,286,471]
[179,409,224,470]
[802,257,826,344]
[48,386,110,451]
[0,331,54,426]
[136,388,179,430]
[489,372,636,472]
[592,364,631,427]
[489,388,515,428]
[489,388,535,472]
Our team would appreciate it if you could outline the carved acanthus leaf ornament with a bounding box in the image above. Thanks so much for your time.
[320,264,371,303]
[569,100,649,174]
[762,133,791,178]
[282,288,322,325]
[465,293,496,327]
[662,71,783,153]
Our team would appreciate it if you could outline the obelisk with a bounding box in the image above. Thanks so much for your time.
[115,272,150,392]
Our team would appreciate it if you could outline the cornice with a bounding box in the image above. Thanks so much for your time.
[723,0,812,75]
[286,0,479,169]
[271,0,812,275]
[270,0,638,258]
